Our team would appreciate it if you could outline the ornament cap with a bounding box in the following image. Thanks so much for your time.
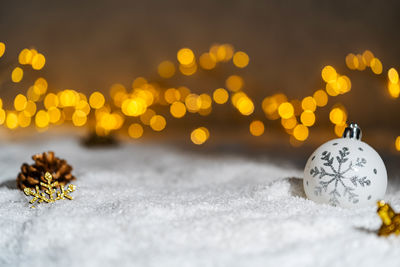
[343,123,362,140]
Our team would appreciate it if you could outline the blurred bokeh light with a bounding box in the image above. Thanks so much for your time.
[0,0,400,151]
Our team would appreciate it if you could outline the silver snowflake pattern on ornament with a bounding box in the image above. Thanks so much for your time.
[310,147,371,206]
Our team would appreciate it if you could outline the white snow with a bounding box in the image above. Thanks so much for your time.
[1,136,400,267]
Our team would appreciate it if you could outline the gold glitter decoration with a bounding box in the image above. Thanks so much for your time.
[377,200,400,236]
[23,172,76,206]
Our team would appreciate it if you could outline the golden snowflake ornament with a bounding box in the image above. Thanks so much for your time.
[23,172,76,206]
[377,200,400,236]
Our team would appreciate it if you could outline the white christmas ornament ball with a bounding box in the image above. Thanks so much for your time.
[303,123,387,208]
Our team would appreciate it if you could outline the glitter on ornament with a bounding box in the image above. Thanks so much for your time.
[23,172,76,206]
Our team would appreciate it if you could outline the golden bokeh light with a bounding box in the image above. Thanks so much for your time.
[29,49,38,59]
[11,67,23,83]
[89,91,106,109]
[354,54,366,71]
[170,101,186,118]
[48,107,61,123]
[220,44,234,62]
[321,66,337,83]
[17,113,30,129]
[95,105,110,121]
[140,109,156,125]
[0,109,5,125]
[249,120,265,136]
[27,86,40,102]
[179,62,197,76]
[225,75,244,92]
[95,110,122,132]
[31,53,46,70]
[14,94,27,111]
[301,96,316,111]
[329,107,347,125]
[0,42,5,58]
[395,136,400,151]
[177,48,195,65]
[56,111,66,126]
[199,127,210,139]
[334,79,344,93]
[199,94,212,110]
[98,113,117,131]
[158,60,176,78]
[345,53,358,70]
[132,77,147,89]
[59,90,79,107]
[388,82,400,98]
[34,78,48,95]
[233,51,249,68]
[1,43,393,146]
[293,124,309,141]
[324,74,351,96]
[18,48,33,64]
[209,44,234,62]
[76,100,91,115]
[326,82,339,96]
[95,125,106,137]
[35,110,50,128]
[334,123,347,137]
[213,88,229,104]
[191,127,209,145]
[164,88,181,104]
[121,98,147,117]
[313,90,328,107]
[6,112,18,129]
[370,58,383,74]
[18,112,31,128]
[112,92,127,108]
[178,86,191,99]
[231,92,245,106]
[44,93,59,109]
[23,101,37,117]
[337,75,351,94]
[262,93,287,120]
[362,50,374,66]
[359,51,372,67]
[281,116,297,129]
[150,115,166,131]
[128,123,143,139]
[72,110,87,126]
[79,93,88,102]
[112,112,124,130]
[388,68,399,84]
[199,53,217,70]
[110,83,126,98]
[134,88,154,106]
[278,102,294,119]
[234,93,254,116]
[198,107,212,116]
[209,44,219,59]
[300,110,316,126]
[185,94,202,113]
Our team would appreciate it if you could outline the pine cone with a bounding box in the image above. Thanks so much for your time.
[17,151,76,190]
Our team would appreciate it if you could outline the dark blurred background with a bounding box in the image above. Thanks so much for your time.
[1,0,400,141]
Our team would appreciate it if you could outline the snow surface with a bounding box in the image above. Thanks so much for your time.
[1,137,400,267]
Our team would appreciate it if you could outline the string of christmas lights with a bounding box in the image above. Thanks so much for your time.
[0,41,399,148]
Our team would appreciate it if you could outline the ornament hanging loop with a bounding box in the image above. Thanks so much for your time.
[343,123,362,140]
